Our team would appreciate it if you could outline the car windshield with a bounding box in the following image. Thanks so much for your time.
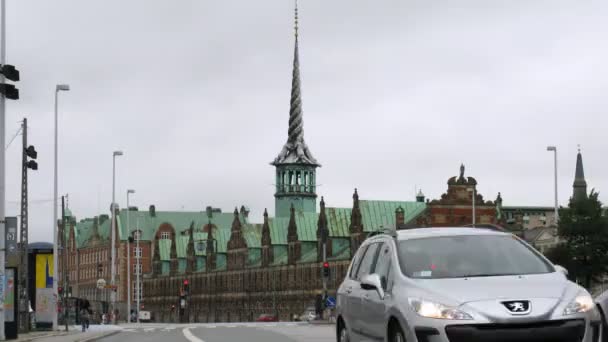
[397,234,554,279]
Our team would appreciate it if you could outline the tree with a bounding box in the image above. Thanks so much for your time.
[551,190,608,288]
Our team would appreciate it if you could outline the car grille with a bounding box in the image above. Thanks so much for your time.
[445,319,585,342]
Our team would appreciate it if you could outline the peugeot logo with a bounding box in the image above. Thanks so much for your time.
[502,300,531,315]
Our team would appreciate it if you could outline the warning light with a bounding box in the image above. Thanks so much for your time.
[183,279,189,286]
[431,264,437,270]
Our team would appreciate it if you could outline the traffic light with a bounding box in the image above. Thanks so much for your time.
[0,83,18,100]
[25,145,38,170]
[1,64,19,81]
[322,262,330,278]
[0,64,20,100]
[58,286,63,296]
[183,279,189,296]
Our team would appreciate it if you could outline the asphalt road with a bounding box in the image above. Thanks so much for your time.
[98,323,335,342]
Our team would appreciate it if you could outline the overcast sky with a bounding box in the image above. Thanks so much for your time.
[5,0,608,243]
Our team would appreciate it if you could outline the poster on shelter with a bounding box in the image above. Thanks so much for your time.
[35,254,54,323]
[4,268,14,322]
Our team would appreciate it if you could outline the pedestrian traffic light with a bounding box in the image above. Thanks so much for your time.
[323,262,330,278]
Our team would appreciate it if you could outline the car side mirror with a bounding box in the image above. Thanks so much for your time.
[555,265,568,277]
[361,274,385,299]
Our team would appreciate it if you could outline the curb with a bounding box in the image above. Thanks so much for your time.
[16,332,71,342]
[76,330,122,342]
[308,320,335,325]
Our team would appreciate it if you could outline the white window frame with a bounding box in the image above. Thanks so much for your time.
[134,263,143,275]
[133,281,143,301]
[134,247,142,258]
[160,232,170,240]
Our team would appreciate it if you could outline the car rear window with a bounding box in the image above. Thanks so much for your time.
[397,234,554,279]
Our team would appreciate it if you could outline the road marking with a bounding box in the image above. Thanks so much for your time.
[226,325,237,328]
[183,327,205,342]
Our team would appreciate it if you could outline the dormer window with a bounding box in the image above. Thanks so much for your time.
[160,232,170,240]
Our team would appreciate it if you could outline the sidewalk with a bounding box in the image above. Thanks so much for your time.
[15,325,122,342]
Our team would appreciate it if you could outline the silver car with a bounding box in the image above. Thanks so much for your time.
[336,227,602,342]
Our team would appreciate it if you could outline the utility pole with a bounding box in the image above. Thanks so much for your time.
[61,196,67,332]
[19,118,37,333]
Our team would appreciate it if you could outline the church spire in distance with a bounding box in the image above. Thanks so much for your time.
[572,145,588,201]
[272,0,320,167]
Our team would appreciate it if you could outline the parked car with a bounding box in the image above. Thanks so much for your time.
[337,227,603,342]
[256,314,279,322]
[296,306,316,321]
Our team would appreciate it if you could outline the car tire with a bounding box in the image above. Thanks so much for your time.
[390,322,406,342]
[337,320,350,342]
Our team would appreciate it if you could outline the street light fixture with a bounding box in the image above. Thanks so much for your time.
[110,150,123,323]
[53,83,70,331]
[547,146,558,226]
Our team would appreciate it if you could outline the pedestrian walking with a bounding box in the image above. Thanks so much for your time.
[80,306,90,332]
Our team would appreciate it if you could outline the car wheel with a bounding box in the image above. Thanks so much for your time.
[390,322,406,342]
[337,320,350,342]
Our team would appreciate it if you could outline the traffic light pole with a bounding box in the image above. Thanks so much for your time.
[19,118,29,333]
[0,0,8,338]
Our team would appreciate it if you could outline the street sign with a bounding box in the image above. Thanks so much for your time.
[5,217,17,256]
[325,296,336,308]
[96,279,106,290]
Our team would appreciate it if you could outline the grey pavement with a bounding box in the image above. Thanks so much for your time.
[92,322,335,342]
[19,325,123,342]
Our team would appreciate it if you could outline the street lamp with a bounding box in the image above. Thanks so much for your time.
[126,189,135,323]
[53,83,70,331]
[110,150,123,323]
[547,146,558,226]
[467,187,476,227]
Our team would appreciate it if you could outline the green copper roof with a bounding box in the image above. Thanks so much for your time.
[359,200,426,231]
[70,200,426,265]
[299,242,318,263]
[271,245,288,266]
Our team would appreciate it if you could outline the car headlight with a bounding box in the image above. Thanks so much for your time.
[408,298,473,320]
[563,292,595,315]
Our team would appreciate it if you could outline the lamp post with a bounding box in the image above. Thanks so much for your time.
[467,187,476,227]
[126,189,134,323]
[547,146,559,226]
[136,215,141,324]
[110,150,123,323]
[52,83,70,331]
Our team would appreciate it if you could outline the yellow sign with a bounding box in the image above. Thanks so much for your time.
[35,254,54,289]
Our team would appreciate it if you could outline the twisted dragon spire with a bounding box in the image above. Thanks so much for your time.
[272,0,320,166]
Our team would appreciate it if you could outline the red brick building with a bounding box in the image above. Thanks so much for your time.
[417,164,500,227]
